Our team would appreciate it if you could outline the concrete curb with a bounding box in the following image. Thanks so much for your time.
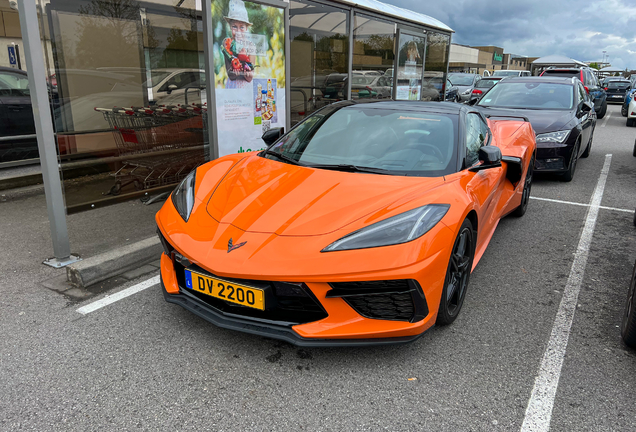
[67,237,162,288]
[0,173,43,191]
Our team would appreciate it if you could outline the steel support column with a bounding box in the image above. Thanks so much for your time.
[16,0,79,268]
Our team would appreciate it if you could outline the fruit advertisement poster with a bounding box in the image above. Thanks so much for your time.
[212,0,286,156]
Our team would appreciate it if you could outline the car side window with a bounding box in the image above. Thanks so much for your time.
[0,71,30,97]
[162,72,199,91]
[577,84,586,105]
[465,113,487,167]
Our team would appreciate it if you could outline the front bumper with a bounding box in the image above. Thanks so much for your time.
[535,142,574,173]
[161,279,424,347]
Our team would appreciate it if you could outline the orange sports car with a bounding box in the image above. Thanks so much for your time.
[156,101,536,346]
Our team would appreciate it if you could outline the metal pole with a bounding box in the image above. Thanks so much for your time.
[17,0,79,268]
[202,0,219,161]
[284,5,291,133]
[347,9,353,101]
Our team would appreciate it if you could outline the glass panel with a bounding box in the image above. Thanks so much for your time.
[42,0,207,212]
[395,33,425,101]
[352,14,394,100]
[290,0,349,125]
[422,31,450,101]
[212,0,286,156]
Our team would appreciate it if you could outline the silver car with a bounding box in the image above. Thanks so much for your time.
[448,73,482,102]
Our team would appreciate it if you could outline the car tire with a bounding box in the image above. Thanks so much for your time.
[436,218,475,326]
[633,139,636,157]
[628,118,635,127]
[454,94,460,103]
[597,101,607,119]
[561,142,579,182]
[581,129,593,158]
[512,155,534,217]
[621,260,636,348]
[622,104,628,117]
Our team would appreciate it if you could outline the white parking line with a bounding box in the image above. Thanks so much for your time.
[601,110,612,127]
[76,275,160,315]
[521,154,612,432]
[530,196,634,213]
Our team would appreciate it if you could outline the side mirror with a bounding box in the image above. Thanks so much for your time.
[262,127,284,146]
[167,84,178,94]
[469,146,502,172]
[581,101,593,113]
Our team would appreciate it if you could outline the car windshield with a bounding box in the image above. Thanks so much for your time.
[263,106,458,177]
[478,82,574,110]
[476,80,498,89]
[448,75,475,86]
[493,71,520,77]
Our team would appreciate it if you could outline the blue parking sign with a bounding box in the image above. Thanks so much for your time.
[8,46,17,68]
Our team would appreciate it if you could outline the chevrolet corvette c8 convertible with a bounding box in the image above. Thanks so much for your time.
[156,101,536,346]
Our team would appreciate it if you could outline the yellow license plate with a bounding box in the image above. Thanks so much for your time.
[352,89,360,93]
[184,270,265,310]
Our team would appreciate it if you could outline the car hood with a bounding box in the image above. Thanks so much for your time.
[478,107,574,134]
[206,154,445,236]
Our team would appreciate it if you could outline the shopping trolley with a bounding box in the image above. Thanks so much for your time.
[95,105,206,195]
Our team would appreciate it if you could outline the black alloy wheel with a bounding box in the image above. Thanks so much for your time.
[621,260,636,348]
[512,155,534,217]
[437,219,475,325]
[561,141,579,182]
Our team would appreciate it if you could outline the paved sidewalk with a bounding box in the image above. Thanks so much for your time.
[1,186,160,295]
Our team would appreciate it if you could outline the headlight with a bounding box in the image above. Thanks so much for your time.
[535,130,571,143]
[462,89,472,95]
[322,204,450,252]
[172,169,196,222]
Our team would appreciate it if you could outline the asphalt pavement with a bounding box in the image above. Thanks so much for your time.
[1,103,636,431]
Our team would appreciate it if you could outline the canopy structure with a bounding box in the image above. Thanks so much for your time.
[531,55,586,67]
[334,0,453,33]
[599,66,623,73]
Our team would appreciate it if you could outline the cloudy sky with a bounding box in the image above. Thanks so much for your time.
[384,0,636,70]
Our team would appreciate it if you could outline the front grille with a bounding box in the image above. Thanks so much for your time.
[173,260,328,326]
[328,280,428,322]
[345,292,414,321]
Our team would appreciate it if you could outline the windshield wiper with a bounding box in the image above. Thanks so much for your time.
[308,163,394,175]
[262,149,303,166]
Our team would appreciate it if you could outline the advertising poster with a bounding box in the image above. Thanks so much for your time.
[396,34,425,101]
[212,0,286,156]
